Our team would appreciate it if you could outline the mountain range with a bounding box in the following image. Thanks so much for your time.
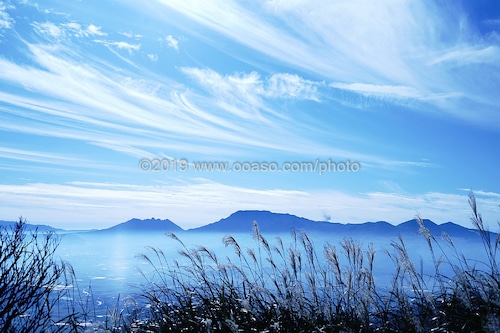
[188,210,480,238]
[0,210,485,239]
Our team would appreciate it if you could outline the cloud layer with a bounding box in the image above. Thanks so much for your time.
[1,180,496,230]
[0,1,498,229]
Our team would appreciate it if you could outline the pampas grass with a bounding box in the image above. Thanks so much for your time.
[4,193,497,332]
[130,192,500,332]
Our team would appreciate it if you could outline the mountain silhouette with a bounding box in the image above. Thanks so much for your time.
[1,212,485,240]
[188,210,340,233]
[396,218,481,238]
[188,211,482,239]
[94,218,184,234]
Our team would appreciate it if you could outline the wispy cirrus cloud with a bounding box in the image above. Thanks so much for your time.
[266,73,320,100]
[0,147,131,173]
[32,22,62,38]
[119,32,144,39]
[93,39,141,52]
[428,45,500,67]
[329,83,422,100]
[0,42,329,158]
[0,2,14,32]
[0,36,438,169]
[2,2,471,170]
[0,147,85,165]
[33,21,106,39]
[154,0,500,128]
[181,67,320,106]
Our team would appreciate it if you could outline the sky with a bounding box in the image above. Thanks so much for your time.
[0,0,499,230]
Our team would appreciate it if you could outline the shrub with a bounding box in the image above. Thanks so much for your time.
[0,217,77,332]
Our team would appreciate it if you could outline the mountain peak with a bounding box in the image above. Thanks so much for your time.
[190,210,336,233]
[98,217,183,233]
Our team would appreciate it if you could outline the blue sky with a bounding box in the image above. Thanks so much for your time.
[0,0,499,229]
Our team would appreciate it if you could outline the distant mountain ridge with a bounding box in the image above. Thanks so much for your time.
[94,217,183,234]
[0,211,486,239]
[189,210,338,233]
[189,210,480,239]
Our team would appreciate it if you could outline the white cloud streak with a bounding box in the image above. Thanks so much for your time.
[0,181,497,230]
[33,21,107,39]
[93,39,140,51]
[330,83,422,99]
[0,2,14,31]
[181,68,320,113]
[0,147,131,173]
[0,40,436,172]
[154,0,500,128]
[0,42,336,159]
[0,147,85,165]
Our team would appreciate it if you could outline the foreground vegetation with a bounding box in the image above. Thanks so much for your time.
[0,218,79,332]
[1,193,499,332]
